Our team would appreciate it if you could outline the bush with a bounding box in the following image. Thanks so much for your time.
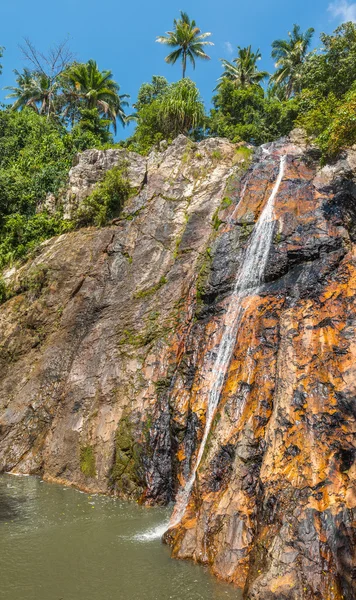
[295,90,339,138]
[75,165,132,227]
[0,212,72,270]
[0,107,107,270]
[318,89,356,160]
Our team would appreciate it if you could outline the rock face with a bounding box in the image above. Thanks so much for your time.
[62,147,147,218]
[0,135,355,599]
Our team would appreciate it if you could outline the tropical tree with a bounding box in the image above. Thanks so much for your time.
[270,24,314,98]
[125,78,205,154]
[5,38,73,118]
[217,46,268,89]
[5,68,59,116]
[61,60,129,132]
[299,22,356,98]
[133,75,168,110]
[156,11,213,78]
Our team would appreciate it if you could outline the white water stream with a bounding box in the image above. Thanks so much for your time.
[139,154,287,540]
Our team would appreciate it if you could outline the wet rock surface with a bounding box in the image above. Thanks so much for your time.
[0,135,355,599]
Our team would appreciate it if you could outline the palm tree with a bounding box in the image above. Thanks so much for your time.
[217,46,268,89]
[61,60,129,132]
[5,68,59,116]
[156,11,213,78]
[270,24,314,99]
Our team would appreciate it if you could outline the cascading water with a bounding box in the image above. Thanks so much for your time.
[168,153,287,528]
[136,153,287,540]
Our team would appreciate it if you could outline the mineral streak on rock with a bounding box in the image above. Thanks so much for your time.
[0,134,355,599]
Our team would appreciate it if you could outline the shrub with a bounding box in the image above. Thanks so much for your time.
[318,89,356,160]
[75,165,132,227]
[0,212,72,270]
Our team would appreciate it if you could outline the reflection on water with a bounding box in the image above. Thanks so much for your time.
[0,475,242,600]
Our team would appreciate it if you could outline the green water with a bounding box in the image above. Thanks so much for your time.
[0,474,241,600]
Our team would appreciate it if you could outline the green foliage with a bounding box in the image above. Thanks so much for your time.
[76,165,132,227]
[156,11,213,78]
[209,81,298,145]
[80,445,96,478]
[125,78,205,154]
[70,108,113,147]
[0,108,103,270]
[5,68,60,118]
[133,76,168,111]
[217,46,268,89]
[0,109,71,219]
[60,59,129,133]
[5,53,130,142]
[159,79,205,137]
[300,23,356,99]
[2,19,356,280]
[270,24,315,98]
[212,208,222,231]
[0,211,72,270]
[317,88,356,160]
[233,145,253,165]
[295,90,339,138]
[296,23,356,161]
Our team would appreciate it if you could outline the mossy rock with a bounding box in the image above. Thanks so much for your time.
[112,416,145,499]
[196,246,213,310]
[80,445,96,478]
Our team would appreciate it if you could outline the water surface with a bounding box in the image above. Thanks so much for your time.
[0,474,241,600]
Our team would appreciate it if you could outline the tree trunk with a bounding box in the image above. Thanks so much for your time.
[182,51,186,79]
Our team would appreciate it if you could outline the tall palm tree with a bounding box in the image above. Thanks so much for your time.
[270,24,314,99]
[5,68,59,116]
[156,11,214,78]
[61,60,129,132]
[217,46,268,89]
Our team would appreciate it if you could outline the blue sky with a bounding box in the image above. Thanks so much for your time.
[0,0,354,139]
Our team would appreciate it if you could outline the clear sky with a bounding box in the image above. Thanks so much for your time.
[0,0,354,139]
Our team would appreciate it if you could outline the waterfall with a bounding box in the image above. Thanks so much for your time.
[168,154,287,528]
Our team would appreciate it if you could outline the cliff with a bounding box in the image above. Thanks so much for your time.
[0,134,355,600]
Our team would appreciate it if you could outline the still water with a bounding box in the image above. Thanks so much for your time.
[0,474,241,600]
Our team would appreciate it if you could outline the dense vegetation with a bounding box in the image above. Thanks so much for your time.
[1,16,356,275]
